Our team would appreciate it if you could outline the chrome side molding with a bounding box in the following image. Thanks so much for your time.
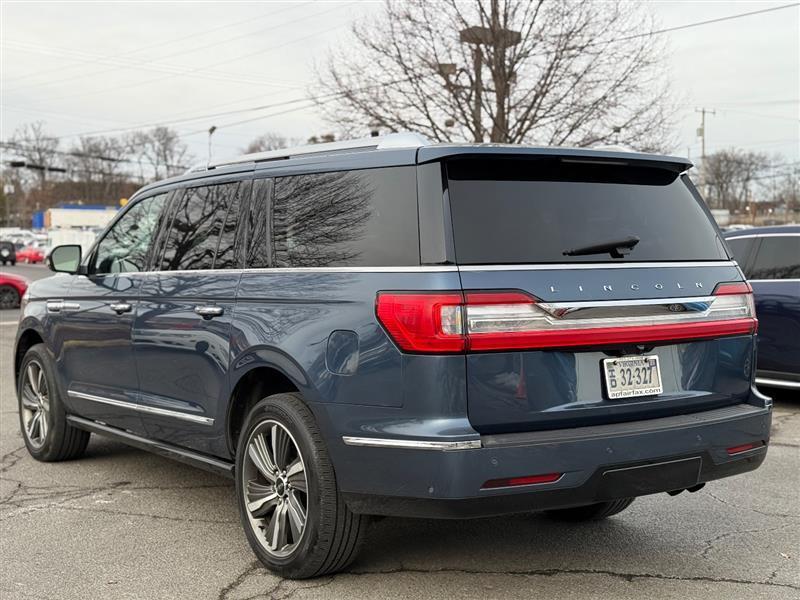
[755,377,800,390]
[68,390,214,426]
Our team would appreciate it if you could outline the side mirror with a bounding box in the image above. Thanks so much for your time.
[48,245,82,274]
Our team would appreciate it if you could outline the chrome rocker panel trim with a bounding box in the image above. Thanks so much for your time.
[755,377,800,390]
[67,390,214,426]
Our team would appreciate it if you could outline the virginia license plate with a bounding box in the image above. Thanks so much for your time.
[603,355,663,399]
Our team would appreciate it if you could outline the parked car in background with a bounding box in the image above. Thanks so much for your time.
[14,134,770,579]
[0,241,16,266]
[16,245,46,264]
[724,226,800,391]
[0,272,28,309]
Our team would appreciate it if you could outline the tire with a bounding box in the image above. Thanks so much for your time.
[17,344,90,462]
[235,392,370,579]
[0,285,20,309]
[545,498,635,521]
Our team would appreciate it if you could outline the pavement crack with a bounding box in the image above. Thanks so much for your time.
[218,560,263,600]
[702,489,800,519]
[700,525,790,560]
[55,504,237,525]
[0,445,26,474]
[343,566,800,590]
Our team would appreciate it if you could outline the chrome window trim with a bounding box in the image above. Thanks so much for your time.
[725,233,800,240]
[83,262,744,277]
[68,390,214,426]
[755,377,800,390]
[110,265,459,276]
[342,436,481,451]
[457,261,738,272]
[748,279,800,283]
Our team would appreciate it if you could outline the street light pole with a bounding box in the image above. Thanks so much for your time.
[207,125,217,168]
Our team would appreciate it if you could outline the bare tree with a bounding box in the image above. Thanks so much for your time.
[128,126,191,180]
[66,136,129,202]
[9,121,61,186]
[242,132,299,154]
[699,149,770,212]
[314,0,675,151]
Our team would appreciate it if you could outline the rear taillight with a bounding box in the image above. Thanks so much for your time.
[376,282,757,354]
[375,292,465,353]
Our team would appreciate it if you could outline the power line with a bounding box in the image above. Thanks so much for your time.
[16,3,354,109]
[3,3,319,94]
[3,3,306,89]
[584,3,799,47]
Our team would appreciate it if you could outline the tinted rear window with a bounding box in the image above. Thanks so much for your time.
[446,158,728,264]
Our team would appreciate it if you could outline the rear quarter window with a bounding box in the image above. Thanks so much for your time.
[271,166,419,267]
[446,157,729,264]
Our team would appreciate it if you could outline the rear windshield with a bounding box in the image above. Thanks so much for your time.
[446,157,728,264]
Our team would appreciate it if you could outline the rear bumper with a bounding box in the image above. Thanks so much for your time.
[335,401,771,518]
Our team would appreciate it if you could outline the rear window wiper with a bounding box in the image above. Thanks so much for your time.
[563,236,640,259]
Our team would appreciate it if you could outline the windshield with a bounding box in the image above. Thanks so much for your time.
[446,157,728,265]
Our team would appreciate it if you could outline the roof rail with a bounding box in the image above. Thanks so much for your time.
[191,132,430,173]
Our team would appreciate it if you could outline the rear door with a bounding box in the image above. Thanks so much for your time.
[443,156,756,434]
[743,234,800,377]
[133,177,250,455]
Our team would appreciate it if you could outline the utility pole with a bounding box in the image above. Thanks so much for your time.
[458,0,521,143]
[695,108,716,159]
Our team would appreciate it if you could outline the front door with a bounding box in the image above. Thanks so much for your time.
[133,179,249,456]
[61,193,170,432]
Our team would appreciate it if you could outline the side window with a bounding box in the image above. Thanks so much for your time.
[214,181,247,270]
[92,193,168,275]
[161,182,240,271]
[749,236,800,280]
[271,167,419,267]
[243,178,271,269]
[725,237,756,274]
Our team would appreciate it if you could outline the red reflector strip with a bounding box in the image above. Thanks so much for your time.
[481,472,562,489]
[468,318,757,351]
[726,441,764,455]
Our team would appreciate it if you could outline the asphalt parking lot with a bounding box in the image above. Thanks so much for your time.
[0,265,798,599]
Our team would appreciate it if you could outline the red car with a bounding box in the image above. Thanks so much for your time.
[0,272,28,309]
[16,245,46,264]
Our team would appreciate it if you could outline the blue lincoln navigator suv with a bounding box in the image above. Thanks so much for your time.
[14,133,771,579]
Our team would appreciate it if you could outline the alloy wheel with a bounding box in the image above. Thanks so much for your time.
[20,360,50,449]
[242,420,309,558]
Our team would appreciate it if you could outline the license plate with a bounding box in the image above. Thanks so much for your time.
[603,355,663,399]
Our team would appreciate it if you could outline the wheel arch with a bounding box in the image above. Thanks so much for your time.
[15,327,45,384]
[226,363,305,457]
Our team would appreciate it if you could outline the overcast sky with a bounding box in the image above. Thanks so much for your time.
[1,0,798,169]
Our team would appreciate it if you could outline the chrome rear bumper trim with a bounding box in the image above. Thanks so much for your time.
[342,436,482,451]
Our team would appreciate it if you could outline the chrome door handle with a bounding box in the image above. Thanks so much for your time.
[109,302,132,314]
[194,305,224,319]
[46,301,81,313]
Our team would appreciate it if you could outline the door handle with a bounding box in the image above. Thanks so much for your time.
[109,302,132,314]
[194,305,224,319]
[46,301,81,313]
